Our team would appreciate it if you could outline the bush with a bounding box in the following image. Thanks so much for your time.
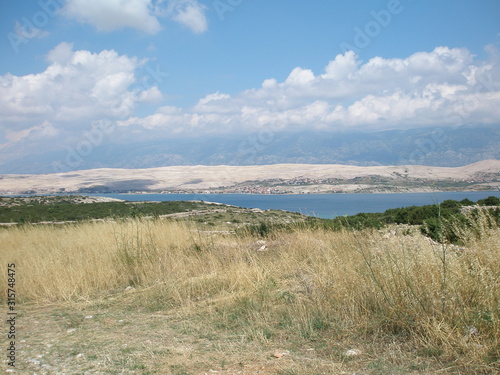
[478,196,500,206]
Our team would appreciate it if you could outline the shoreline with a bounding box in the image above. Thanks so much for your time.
[2,191,500,223]
[2,186,500,197]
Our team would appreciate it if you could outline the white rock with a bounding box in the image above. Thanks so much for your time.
[345,349,361,356]
[66,328,77,334]
[467,326,479,337]
[250,208,264,213]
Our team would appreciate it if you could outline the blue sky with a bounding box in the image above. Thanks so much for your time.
[0,0,499,171]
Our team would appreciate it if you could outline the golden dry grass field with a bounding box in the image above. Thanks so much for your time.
[1,214,499,374]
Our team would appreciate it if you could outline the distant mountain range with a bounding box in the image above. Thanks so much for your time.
[1,125,499,174]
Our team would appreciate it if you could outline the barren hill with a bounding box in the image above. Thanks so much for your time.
[0,160,499,195]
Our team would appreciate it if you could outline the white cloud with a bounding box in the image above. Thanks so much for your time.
[0,43,160,133]
[262,78,277,89]
[285,67,315,86]
[46,41,75,64]
[171,1,208,33]
[138,86,164,103]
[3,45,500,163]
[60,0,208,34]
[322,50,359,80]
[120,46,500,136]
[155,0,208,33]
[61,0,162,33]
[193,92,233,113]
[198,91,231,105]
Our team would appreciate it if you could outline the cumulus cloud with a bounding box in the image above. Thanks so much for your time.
[170,0,208,33]
[46,41,74,63]
[120,46,500,136]
[0,43,162,138]
[3,45,500,162]
[193,92,233,113]
[285,67,315,86]
[61,0,162,34]
[60,0,208,34]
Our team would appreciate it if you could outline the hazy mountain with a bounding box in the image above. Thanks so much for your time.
[1,125,499,174]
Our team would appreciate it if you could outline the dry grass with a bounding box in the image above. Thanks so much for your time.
[1,214,499,374]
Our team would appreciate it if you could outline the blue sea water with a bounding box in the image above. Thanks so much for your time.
[85,191,500,219]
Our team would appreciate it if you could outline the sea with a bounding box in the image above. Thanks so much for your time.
[85,191,500,219]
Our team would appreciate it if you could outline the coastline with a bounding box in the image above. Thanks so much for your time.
[2,185,499,196]
[2,191,500,222]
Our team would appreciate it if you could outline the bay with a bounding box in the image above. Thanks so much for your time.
[85,191,500,219]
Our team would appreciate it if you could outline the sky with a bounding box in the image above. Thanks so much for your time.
[0,0,500,172]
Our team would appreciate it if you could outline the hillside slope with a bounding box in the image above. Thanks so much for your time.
[1,160,499,194]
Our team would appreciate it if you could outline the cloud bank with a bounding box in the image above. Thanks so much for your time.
[120,46,500,135]
[1,44,499,163]
[0,42,161,148]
